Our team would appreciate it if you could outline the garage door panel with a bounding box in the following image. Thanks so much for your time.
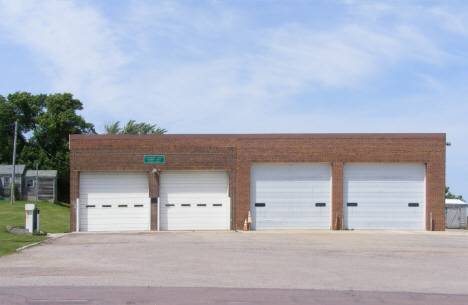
[160,186,227,194]
[258,220,326,229]
[81,197,148,204]
[346,202,423,207]
[345,176,425,182]
[160,212,228,229]
[79,216,148,223]
[161,176,228,184]
[79,171,149,232]
[345,165,425,177]
[160,171,230,230]
[161,203,227,208]
[161,178,228,184]
[256,202,329,208]
[79,224,148,232]
[251,163,331,230]
[162,171,228,177]
[160,196,228,204]
[160,215,227,222]
[344,164,425,230]
[255,180,329,187]
[80,217,149,226]
[160,217,227,222]
[83,194,149,201]
[255,165,330,177]
[346,190,423,195]
[80,207,149,215]
[346,195,424,201]
[162,224,226,229]
[80,215,149,221]
[345,222,423,229]
[80,207,149,213]
[161,207,228,214]
[80,212,149,219]
[256,189,330,196]
[161,193,229,198]
[79,189,148,194]
[256,193,330,201]
[346,183,425,190]
[349,208,424,216]
[255,200,329,206]
[81,199,149,206]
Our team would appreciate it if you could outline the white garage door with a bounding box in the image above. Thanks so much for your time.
[343,163,426,230]
[79,171,150,232]
[159,171,230,230]
[250,163,331,230]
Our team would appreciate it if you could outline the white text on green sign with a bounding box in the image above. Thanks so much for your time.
[144,155,165,163]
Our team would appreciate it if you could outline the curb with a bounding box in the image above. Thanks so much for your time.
[16,233,70,252]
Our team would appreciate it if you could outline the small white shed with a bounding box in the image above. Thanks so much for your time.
[445,199,467,229]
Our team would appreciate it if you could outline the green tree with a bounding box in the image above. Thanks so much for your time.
[1,91,95,203]
[104,120,167,134]
[0,92,45,164]
[104,121,121,134]
[445,186,465,202]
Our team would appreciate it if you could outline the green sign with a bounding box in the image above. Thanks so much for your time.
[144,155,165,163]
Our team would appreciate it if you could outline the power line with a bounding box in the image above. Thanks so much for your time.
[32,141,69,165]
[3,124,68,165]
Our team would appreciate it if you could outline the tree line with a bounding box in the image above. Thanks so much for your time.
[1,91,166,203]
[445,186,465,202]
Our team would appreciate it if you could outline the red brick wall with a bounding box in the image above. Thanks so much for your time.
[70,134,446,232]
[332,162,344,230]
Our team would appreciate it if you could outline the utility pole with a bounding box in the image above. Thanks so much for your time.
[35,164,38,210]
[33,163,38,233]
[10,121,18,205]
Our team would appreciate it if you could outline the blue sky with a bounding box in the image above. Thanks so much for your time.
[0,0,467,198]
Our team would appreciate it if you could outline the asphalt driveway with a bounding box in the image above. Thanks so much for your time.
[0,230,468,295]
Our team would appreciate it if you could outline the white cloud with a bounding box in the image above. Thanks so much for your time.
[429,6,468,37]
[0,0,464,130]
[0,0,129,107]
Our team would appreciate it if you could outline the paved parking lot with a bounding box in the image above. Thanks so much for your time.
[0,230,467,295]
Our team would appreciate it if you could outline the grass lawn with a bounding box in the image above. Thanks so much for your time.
[0,199,70,258]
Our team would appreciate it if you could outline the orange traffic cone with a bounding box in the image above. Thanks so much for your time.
[243,219,248,231]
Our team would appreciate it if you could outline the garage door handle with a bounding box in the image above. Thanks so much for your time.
[408,203,419,207]
[347,203,358,207]
[315,203,326,207]
[255,203,266,207]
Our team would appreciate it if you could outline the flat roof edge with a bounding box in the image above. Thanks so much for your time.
[69,133,446,140]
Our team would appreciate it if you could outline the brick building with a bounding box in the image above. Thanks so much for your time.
[69,133,446,232]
